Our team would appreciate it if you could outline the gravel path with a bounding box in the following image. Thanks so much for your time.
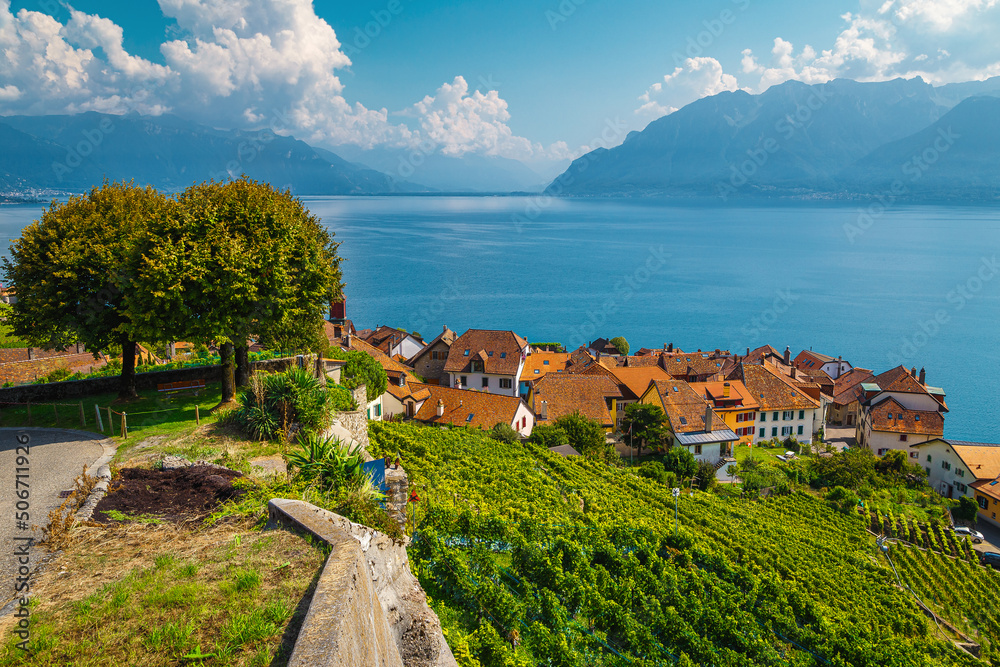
[0,429,107,602]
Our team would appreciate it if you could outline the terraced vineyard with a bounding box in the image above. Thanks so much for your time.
[369,422,996,666]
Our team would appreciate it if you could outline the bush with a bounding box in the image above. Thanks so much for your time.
[341,350,387,403]
[490,423,519,443]
[528,425,569,450]
[956,495,979,522]
[695,460,717,492]
[327,381,358,412]
[553,412,606,456]
[826,485,859,513]
[662,447,698,478]
[233,367,332,440]
[637,461,677,488]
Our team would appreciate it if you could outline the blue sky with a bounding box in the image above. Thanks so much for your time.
[3,0,1000,165]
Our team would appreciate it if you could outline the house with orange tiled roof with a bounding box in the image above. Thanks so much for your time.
[444,329,529,397]
[658,351,727,382]
[408,325,457,385]
[412,383,534,437]
[528,373,624,433]
[793,350,852,379]
[856,365,948,456]
[827,367,874,426]
[518,351,571,399]
[361,325,426,360]
[732,362,821,445]
[910,439,1000,504]
[689,380,759,445]
[383,375,432,419]
[597,364,673,430]
[639,379,738,462]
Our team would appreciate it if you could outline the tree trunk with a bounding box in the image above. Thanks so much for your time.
[235,344,250,387]
[218,341,237,407]
[118,336,138,400]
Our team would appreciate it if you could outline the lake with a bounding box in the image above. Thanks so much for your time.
[2,195,998,441]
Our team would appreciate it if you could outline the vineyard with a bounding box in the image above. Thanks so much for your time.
[369,422,997,667]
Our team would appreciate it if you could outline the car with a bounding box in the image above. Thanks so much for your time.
[982,552,1000,570]
[953,526,985,543]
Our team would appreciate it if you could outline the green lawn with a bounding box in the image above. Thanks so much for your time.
[0,382,224,444]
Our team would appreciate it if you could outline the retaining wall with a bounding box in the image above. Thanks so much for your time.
[268,499,457,667]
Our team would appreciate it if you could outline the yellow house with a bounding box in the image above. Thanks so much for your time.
[688,380,759,446]
[640,379,739,463]
[973,479,1000,529]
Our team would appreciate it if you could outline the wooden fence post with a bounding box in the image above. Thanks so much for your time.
[95,404,104,433]
[195,405,200,425]
[78,400,85,427]
[107,407,113,435]
[121,413,127,439]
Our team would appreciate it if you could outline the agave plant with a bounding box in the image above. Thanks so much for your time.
[288,432,366,489]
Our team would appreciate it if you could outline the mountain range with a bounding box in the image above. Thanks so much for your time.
[547,76,1000,200]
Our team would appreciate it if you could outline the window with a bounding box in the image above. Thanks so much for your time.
[366,408,371,419]
[771,427,778,437]
[926,467,931,476]
[926,455,932,462]
[499,378,512,389]
[781,426,792,436]
[543,360,549,365]
[772,411,779,420]
[899,434,908,442]
[431,351,438,360]
[759,428,765,438]
[782,410,793,420]
[909,452,918,458]
[978,495,989,510]
[466,413,474,422]
[798,410,805,419]
[694,445,702,455]
[760,413,766,422]
[797,425,803,435]
[460,376,467,386]
[887,413,894,420]
[482,377,489,388]
[375,404,382,417]
[956,482,967,492]
[522,416,527,429]
[957,469,965,477]
[941,461,951,470]
[464,349,470,356]
[534,369,540,374]
[487,351,494,357]
[914,415,920,421]
[470,361,484,373]
[500,352,507,358]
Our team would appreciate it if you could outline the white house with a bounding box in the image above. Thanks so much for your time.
[444,329,529,398]
[737,362,821,445]
[793,350,852,380]
[640,380,738,464]
[856,366,947,456]
[411,383,534,437]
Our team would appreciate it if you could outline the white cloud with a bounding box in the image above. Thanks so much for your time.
[0,0,556,160]
[403,76,573,160]
[635,57,742,121]
[880,0,999,31]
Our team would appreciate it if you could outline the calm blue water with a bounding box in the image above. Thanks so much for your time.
[3,196,999,441]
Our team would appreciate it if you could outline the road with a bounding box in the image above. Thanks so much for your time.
[0,429,107,601]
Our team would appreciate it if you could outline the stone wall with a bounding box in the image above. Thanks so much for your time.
[268,499,457,667]
[0,356,306,403]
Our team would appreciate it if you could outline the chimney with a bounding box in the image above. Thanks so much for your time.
[663,343,668,351]
[746,347,750,357]
[443,324,448,333]
[783,346,790,365]
[910,367,917,378]
[704,404,714,431]
[723,382,730,398]
[667,343,673,352]
[540,400,548,420]
[791,367,797,379]
[436,399,444,417]
[919,367,926,385]
[26,347,32,360]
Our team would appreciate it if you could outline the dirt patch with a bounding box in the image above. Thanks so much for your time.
[93,466,244,523]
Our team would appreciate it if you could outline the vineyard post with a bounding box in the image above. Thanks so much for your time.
[672,487,680,536]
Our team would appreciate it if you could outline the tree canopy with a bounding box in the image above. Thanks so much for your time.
[341,350,388,404]
[610,336,629,356]
[553,412,606,456]
[621,402,668,450]
[2,181,173,397]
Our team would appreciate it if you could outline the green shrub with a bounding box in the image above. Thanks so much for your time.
[327,381,358,412]
[489,423,519,443]
[233,367,332,440]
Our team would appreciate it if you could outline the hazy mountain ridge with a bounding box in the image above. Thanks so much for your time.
[548,76,1000,199]
[0,112,422,195]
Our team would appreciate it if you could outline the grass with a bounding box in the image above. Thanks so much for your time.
[0,521,327,666]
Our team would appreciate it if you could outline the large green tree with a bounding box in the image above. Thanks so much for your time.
[621,402,668,451]
[130,177,342,407]
[553,412,606,456]
[340,351,387,404]
[2,181,172,398]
